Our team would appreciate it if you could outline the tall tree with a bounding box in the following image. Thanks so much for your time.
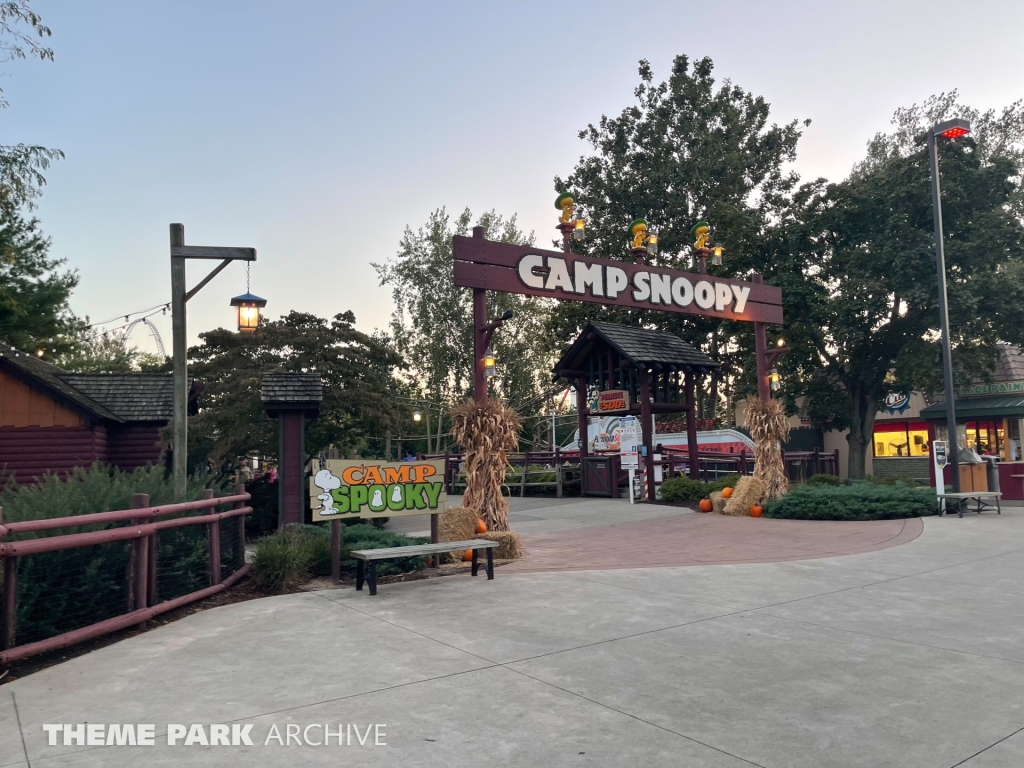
[778,126,1024,478]
[375,207,554,410]
[0,1,62,208]
[549,55,807,419]
[0,201,80,354]
[187,311,405,463]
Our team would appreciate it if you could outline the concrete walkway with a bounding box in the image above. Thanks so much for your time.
[5,501,1024,767]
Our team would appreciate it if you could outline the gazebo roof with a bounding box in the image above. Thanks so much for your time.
[554,321,720,380]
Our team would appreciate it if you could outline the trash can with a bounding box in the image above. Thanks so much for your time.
[984,456,1001,494]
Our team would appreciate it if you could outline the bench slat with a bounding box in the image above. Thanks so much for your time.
[351,539,499,560]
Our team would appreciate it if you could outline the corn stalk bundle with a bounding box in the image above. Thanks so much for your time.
[449,397,521,532]
[745,394,790,500]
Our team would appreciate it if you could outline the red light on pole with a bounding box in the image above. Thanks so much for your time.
[932,118,971,141]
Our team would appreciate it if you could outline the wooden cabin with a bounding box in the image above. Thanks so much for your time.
[0,342,200,485]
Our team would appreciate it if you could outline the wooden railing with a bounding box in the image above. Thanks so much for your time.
[0,486,252,665]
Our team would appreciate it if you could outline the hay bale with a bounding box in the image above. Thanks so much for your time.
[710,490,726,514]
[476,530,523,560]
[723,476,765,516]
[439,506,478,543]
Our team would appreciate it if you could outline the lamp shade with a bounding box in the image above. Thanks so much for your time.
[230,292,267,333]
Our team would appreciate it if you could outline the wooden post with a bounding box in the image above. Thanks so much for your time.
[331,519,342,581]
[1,555,15,651]
[640,371,656,502]
[684,371,699,480]
[555,446,563,498]
[129,493,149,617]
[385,431,392,462]
[170,223,188,500]
[204,489,221,585]
[752,275,770,402]
[520,452,529,497]
[472,227,488,404]
[234,483,246,572]
[577,377,589,494]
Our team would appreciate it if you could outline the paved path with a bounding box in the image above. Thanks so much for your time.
[5,502,1024,767]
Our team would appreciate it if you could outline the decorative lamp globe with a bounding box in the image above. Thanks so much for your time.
[229,292,267,333]
[711,245,724,267]
[646,232,658,256]
[483,348,497,379]
[573,218,586,242]
[770,367,781,392]
[413,410,422,422]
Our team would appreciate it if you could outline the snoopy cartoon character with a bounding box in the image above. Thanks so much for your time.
[313,469,342,515]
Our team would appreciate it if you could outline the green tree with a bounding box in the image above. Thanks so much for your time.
[779,125,1024,478]
[374,207,554,410]
[550,55,807,419]
[187,310,405,464]
[0,201,80,354]
[0,1,62,208]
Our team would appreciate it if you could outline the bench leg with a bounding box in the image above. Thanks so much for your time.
[368,562,377,596]
[486,548,494,580]
[471,548,479,577]
[998,496,1002,514]
[356,560,364,591]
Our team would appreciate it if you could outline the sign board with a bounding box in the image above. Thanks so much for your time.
[310,459,446,521]
[452,237,783,324]
[883,392,911,415]
[619,416,640,470]
[596,389,630,414]
[933,441,947,468]
[957,380,1024,397]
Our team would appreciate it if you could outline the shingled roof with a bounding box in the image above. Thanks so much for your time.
[554,321,720,378]
[261,372,323,406]
[0,341,184,423]
[60,374,180,422]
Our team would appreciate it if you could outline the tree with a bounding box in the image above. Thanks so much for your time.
[549,55,807,419]
[0,1,62,208]
[0,201,80,354]
[374,207,554,410]
[186,311,406,464]
[778,127,1024,478]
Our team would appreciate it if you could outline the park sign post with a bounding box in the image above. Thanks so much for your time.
[310,459,447,521]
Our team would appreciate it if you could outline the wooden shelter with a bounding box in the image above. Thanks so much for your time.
[261,372,323,527]
[0,341,200,484]
[553,321,720,500]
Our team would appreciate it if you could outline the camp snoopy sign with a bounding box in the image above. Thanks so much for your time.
[310,460,447,521]
[452,236,783,324]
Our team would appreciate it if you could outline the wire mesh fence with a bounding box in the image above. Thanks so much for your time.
[0,488,252,664]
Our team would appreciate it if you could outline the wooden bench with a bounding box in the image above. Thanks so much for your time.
[937,491,1002,518]
[352,539,499,595]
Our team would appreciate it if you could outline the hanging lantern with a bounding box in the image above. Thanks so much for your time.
[483,347,497,379]
[573,218,586,242]
[710,245,724,267]
[646,232,658,256]
[230,293,267,333]
[770,367,781,392]
[413,409,422,422]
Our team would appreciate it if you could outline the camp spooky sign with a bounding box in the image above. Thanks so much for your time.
[452,236,783,324]
[310,460,447,520]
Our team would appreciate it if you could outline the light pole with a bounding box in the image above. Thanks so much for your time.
[928,118,972,492]
[169,224,260,499]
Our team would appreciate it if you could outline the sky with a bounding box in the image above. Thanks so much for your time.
[4,0,1023,353]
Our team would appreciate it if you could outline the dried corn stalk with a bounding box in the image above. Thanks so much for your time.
[745,394,790,500]
[449,397,521,532]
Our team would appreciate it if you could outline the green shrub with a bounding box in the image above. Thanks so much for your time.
[250,523,429,591]
[864,474,922,488]
[806,473,844,487]
[659,473,739,503]
[0,464,223,645]
[251,524,332,591]
[764,484,936,521]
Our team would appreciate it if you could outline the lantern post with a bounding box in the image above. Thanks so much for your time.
[169,224,259,499]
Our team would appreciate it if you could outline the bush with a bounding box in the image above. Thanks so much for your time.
[864,474,922,488]
[764,484,936,521]
[0,464,223,646]
[250,523,429,591]
[659,473,740,503]
[806,473,844,487]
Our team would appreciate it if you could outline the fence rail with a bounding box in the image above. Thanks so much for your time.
[0,486,252,665]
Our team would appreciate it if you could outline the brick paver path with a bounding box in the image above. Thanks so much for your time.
[503,512,923,573]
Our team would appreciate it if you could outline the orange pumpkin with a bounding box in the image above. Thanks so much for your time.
[462,549,474,561]
[476,518,487,534]
[722,487,733,499]
[749,505,763,518]
[698,498,713,513]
